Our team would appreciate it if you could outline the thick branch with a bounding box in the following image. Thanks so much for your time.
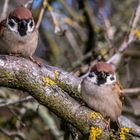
[0,55,105,137]
[0,55,140,138]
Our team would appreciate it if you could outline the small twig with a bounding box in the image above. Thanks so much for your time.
[47,5,66,35]
[118,1,140,53]
[0,126,26,140]
[7,106,27,128]
[123,87,140,94]
[0,96,33,107]
[37,105,64,140]
[36,0,47,29]
[24,0,34,9]
[83,1,97,32]
[103,17,114,49]
[107,1,140,67]
[66,31,83,59]
[0,0,9,21]
[36,0,65,35]
[59,0,84,23]
[124,50,140,58]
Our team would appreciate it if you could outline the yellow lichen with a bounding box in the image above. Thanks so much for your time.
[46,2,53,11]
[42,77,56,86]
[89,112,103,120]
[89,126,102,140]
[5,72,12,78]
[134,29,140,37]
[120,127,129,140]
[54,70,59,80]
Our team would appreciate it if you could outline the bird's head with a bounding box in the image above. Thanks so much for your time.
[7,7,35,36]
[88,62,116,86]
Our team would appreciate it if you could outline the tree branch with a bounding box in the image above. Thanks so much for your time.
[0,55,140,139]
[0,96,33,107]
[107,1,140,68]
[0,126,26,140]
[0,0,9,21]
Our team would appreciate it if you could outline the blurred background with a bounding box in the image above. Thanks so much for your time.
[0,0,140,139]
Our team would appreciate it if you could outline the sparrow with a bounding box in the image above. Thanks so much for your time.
[81,62,124,127]
[0,7,38,58]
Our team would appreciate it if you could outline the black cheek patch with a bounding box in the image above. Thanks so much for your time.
[97,78,106,86]
[88,73,94,78]
[18,21,28,36]
[8,20,15,27]
[29,21,33,27]
[18,29,27,36]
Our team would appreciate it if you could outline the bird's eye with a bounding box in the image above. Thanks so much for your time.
[94,71,98,75]
[8,19,15,27]
[29,20,33,28]
[7,18,17,32]
[27,19,34,33]
[105,74,116,85]
[89,73,94,78]
[110,76,114,81]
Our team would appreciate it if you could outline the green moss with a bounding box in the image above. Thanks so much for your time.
[4,72,12,78]
[0,69,13,78]
[31,83,38,91]
[54,70,60,80]
[56,81,81,100]
[50,91,56,94]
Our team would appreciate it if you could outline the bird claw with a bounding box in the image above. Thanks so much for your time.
[79,100,86,107]
[29,57,42,67]
[104,118,110,130]
[9,53,22,57]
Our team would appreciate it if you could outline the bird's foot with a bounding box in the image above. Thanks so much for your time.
[104,118,110,130]
[29,56,42,67]
[79,100,86,108]
[9,53,22,57]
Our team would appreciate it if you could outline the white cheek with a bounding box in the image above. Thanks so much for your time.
[8,26,18,32]
[88,74,97,84]
[7,20,18,33]
[27,21,34,33]
[105,74,116,85]
[27,25,34,32]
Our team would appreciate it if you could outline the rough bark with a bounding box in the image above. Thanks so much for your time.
[0,55,140,139]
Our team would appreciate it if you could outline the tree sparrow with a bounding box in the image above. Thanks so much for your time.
[81,62,124,126]
[0,7,38,58]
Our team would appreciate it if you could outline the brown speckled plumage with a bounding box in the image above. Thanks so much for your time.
[81,62,124,122]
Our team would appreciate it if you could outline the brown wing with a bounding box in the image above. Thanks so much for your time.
[115,81,124,101]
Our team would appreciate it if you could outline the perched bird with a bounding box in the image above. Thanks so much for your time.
[81,62,124,127]
[0,7,38,59]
